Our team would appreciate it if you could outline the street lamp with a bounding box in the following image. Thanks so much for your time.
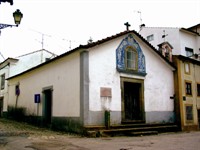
[0,9,23,30]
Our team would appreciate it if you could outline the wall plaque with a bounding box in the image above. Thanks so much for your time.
[100,87,112,97]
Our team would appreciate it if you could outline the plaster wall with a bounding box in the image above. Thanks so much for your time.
[89,37,122,111]
[180,31,199,55]
[140,27,181,55]
[8,52,80,117]
[9,50,56,77]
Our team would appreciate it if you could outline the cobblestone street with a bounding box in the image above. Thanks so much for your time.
[0,118,200,150]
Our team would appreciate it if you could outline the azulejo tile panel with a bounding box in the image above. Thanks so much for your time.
[116,34,146,76]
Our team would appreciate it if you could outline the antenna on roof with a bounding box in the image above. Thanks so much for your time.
[30,29,51,49]
[162,30,168,42]
[62,38,76,51]
[134,10,142,25]
[0,52,5,60]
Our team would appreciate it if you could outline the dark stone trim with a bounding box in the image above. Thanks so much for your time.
[51,117,84,134]
[117,68,147,76]
[80,50,89,126]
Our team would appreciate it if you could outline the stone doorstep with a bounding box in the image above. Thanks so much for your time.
[85,124,178,131]
[85,124,178,137]
[126,131,158,136]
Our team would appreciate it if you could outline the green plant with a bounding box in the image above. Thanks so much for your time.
[7,106,26,121]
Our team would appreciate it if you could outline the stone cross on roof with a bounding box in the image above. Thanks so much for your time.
[124,22,131,31]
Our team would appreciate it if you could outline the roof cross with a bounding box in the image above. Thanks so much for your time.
[124,22,131,31]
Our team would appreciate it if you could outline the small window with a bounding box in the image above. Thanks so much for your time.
[125,46,138,70]
[147,34,154,42]
[45,58,51,62]
[184,62,190,74]
[0,74,5,90]
[185,81,192,96]
[186,105,193,121]
[185,47,194,57]
[197,84,200,97]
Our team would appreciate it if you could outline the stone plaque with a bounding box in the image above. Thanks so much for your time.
[100,87,112,97]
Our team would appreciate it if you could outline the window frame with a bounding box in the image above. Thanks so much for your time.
[0,74,5,90]
[197,83,200,97]
[185,104,194,123]
[185,81,192,96]
[184,62,190,74]
[185,47,194,57]
[125,46,138,71]
[147,34,154,42]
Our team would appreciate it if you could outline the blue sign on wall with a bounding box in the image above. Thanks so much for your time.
[34,94,40,103]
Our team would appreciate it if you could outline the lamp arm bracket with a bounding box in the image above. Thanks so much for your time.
[0,23,17,30]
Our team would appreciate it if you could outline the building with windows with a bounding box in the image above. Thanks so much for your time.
[173,55,200,131]
[6,30,176,133]
[139,24,200,57]
[0,49,56,116]
[140,24,200,130]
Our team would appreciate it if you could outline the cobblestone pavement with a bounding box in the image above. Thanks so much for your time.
[0,118,200,150]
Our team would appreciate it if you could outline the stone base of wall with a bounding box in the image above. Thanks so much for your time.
[87,110,121,126]
[51,117,83,134]
[182,125,199,131]
[145,111,175,123]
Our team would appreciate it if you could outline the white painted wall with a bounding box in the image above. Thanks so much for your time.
[89,33,175,114]
[8,52,80,117]
[140,41,175,112]
[9,50,56,77]
[89,38,122,112]
[140,27,180,55]
[180,31,200,55]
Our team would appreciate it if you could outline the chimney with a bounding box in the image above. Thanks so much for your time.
[158,42,173,62]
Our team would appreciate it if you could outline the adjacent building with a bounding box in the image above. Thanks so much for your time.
[173,55,200,131]
[140,24,200,130]
[0,49,57,116]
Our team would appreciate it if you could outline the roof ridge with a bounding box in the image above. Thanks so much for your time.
[15,49,57,58]
[142,26,180,29]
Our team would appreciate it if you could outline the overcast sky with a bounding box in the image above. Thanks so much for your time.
[0,0,199,60]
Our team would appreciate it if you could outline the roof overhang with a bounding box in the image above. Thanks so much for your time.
[180,28,200,36]
[0,57,18,69]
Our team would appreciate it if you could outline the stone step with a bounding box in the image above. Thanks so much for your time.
[126,131,158,136]
[85,124,178,137]
[85,123,178,130]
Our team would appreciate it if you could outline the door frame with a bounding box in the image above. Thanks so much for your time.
[42,86,53,124]
[121,77,145,122]
[0,97,3,117]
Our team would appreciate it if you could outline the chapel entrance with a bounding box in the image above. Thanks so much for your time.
[43,88,53,124]
[121,78,144,122]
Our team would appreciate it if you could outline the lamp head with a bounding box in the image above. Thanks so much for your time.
[13,9,23,26]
